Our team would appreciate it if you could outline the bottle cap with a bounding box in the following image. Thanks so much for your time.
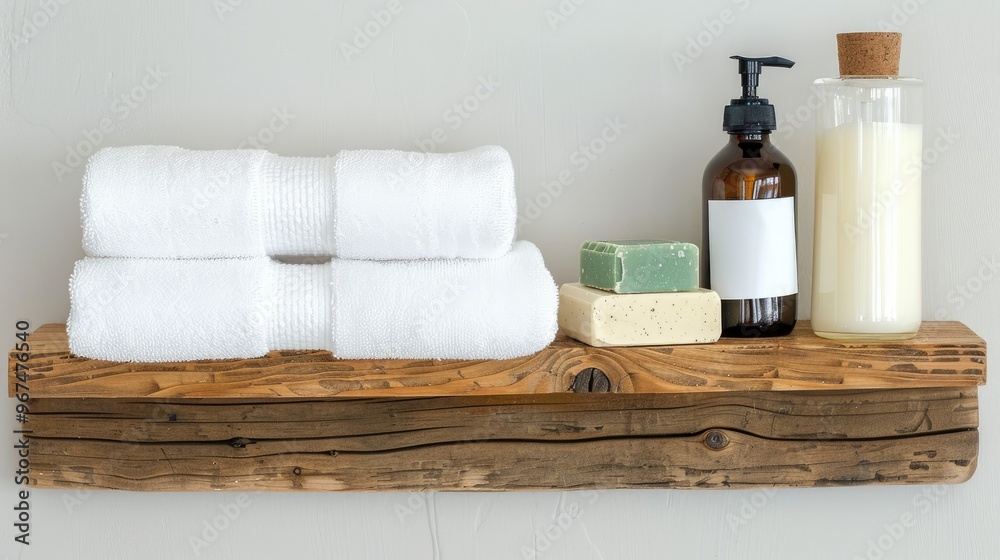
[837,32,901,77]
[723,55,795,134]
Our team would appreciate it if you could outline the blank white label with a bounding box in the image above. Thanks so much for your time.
[708,197,798,300]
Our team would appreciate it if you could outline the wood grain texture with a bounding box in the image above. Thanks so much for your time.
[24,388,979,443]
[8,322,987,399]
[23,388,979,491]
[28,431,977,491]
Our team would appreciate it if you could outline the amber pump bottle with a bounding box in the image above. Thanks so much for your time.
[702,55,798,337]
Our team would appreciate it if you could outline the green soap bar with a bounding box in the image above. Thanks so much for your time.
[580,240,699,294]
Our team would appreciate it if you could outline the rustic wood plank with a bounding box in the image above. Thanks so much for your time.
[8,322,987,399]
[21,387,979,490]
[27,429,978,491]
[12,323,986,491]
[25,388,978,443]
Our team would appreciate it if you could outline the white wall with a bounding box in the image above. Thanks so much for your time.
[1,0,998,558]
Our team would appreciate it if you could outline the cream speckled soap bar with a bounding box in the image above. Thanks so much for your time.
[558,283,721,347]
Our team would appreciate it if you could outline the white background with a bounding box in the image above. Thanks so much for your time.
[1,0,998,558]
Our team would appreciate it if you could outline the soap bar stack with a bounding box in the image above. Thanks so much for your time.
[68,145,558,362]
[559,240,721,346]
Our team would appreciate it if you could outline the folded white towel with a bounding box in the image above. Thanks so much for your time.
[67,257,275,361]
[334,146,516,260]
[331,240,555,359]
[81,145,516,259]
[68,242,557,362]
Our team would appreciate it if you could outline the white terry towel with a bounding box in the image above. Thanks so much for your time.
[333,146,516,260]
[68,242,557,362]
[330,240,555,359]
[81,145,517,259]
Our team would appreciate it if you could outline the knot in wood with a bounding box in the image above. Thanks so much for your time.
[228,437,254,448]
[292,467,302,476]
[705,430,729,450]
[571,368,611,393]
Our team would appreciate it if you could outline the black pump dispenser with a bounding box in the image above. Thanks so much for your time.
[704,54,799,338]
[723,55,795,134]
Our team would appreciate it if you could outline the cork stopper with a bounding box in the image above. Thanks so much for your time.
[836,32,901,77]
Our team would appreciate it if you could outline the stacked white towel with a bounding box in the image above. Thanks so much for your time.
[81,145,516,259]
[69,143,557,362]
[334,148,516,260]
[330,241,557,360]
[68,242,557,362]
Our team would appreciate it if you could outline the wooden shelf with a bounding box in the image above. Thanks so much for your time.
[9,322,987,491]
[9,321,986,399]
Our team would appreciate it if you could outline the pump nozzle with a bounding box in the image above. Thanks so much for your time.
[730,56,795,98]
[722,55,795,134]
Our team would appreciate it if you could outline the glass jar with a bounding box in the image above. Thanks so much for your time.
[811,77,923,340]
